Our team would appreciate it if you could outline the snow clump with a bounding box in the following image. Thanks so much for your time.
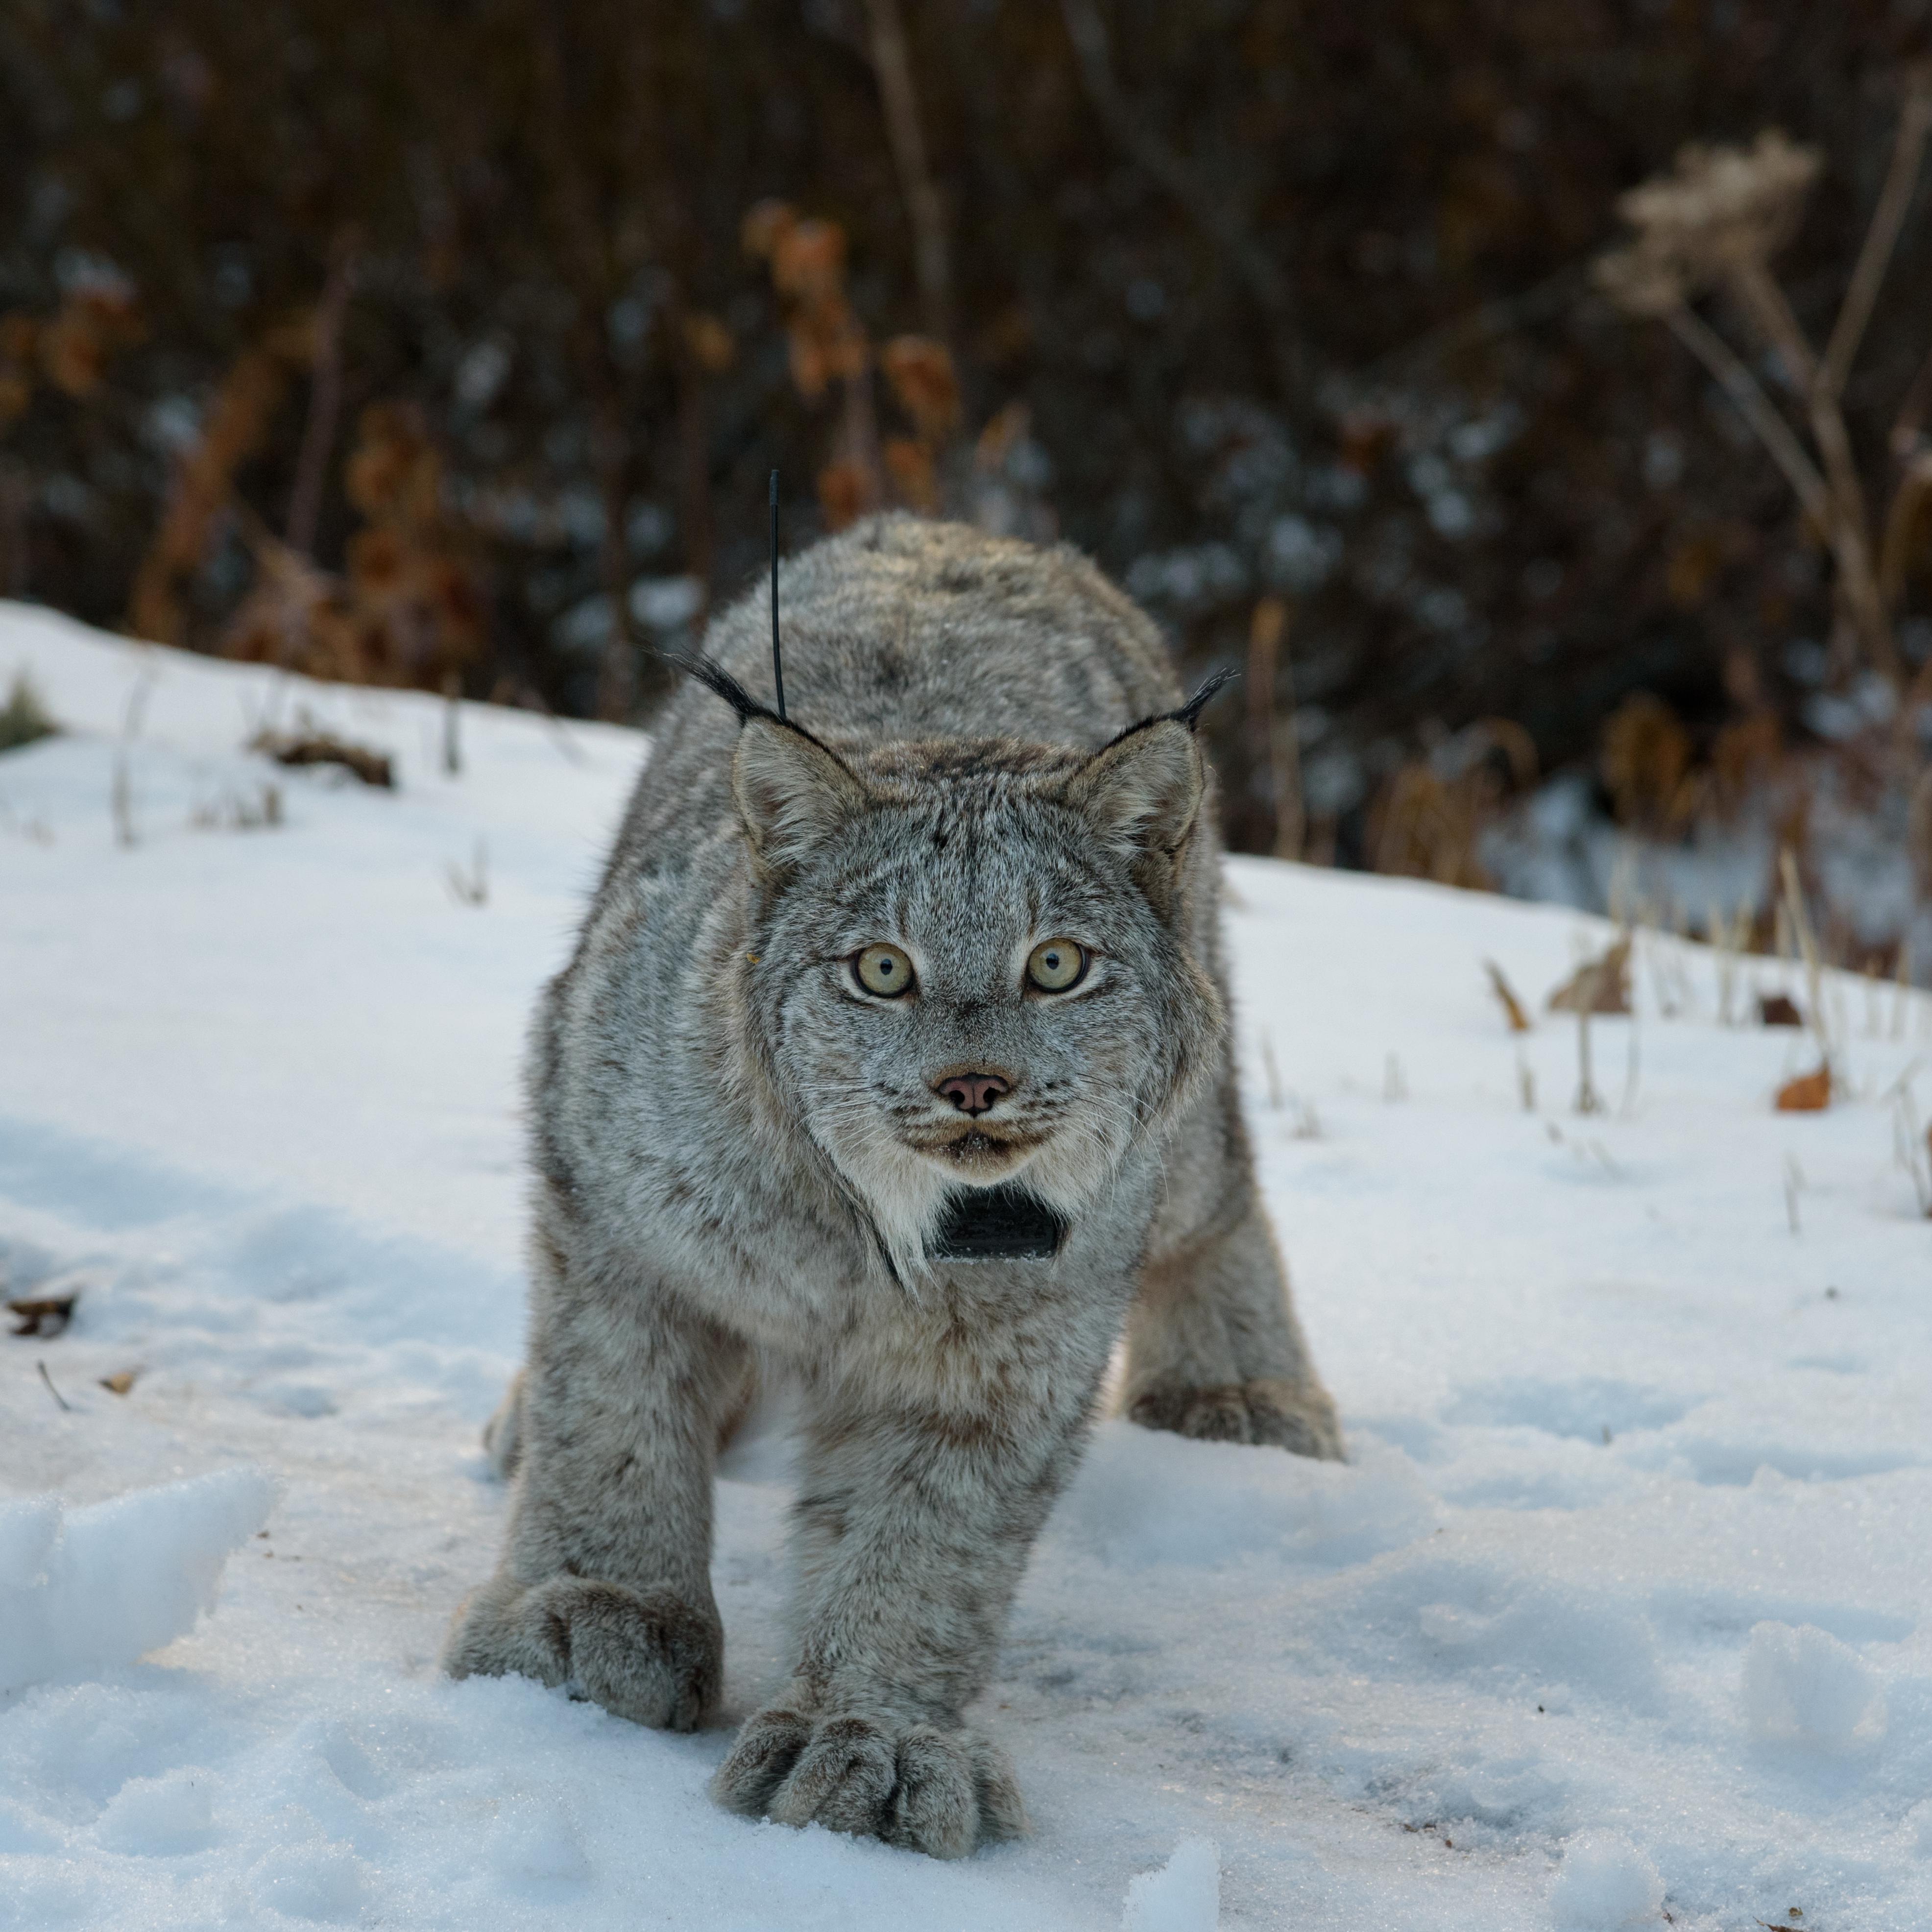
[1547,1832,1666,1929]
[0,1467,274,1692]
[1741,1620,1886,1750]
[1121,1836,1220,1932]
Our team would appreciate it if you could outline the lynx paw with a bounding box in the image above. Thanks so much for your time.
[441,1573,721,1731]
[1129,1377,1345,1460]
[710,1695,1028,1859]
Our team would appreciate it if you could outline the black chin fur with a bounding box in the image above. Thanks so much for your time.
[929,1183,1067,1261]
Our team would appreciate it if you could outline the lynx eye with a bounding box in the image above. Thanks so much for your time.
[854,943,916,998]
[1026,938,1087,993]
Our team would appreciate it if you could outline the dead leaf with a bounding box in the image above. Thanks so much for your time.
[1483,959,1531,1032]
[7,1293,76,1338]
[99,1368,141,1396]
[1546,938,1631,1014]
[1775,1065,1831,1111]
[250,726,394,789]
[1758,992,1804,1027]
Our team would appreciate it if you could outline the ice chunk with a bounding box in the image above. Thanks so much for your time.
[1741,1621,1886,1750]
[1547,1832,1666,1929]
[0,1467,275,1692]
[1121,1836,1220,1932]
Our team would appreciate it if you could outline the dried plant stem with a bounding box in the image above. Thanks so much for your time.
[38,1359,72,1412]
[1822,74,1932,404]
[864,0,953,350]
[284,231,358,560]
[1248,598,1304,861]
[1058,0,1304,405]
[1258,1031,1283,1111]
[1573,1007,1601,1115]
[1779,847,1831,1072]
[1663,305,1829,525]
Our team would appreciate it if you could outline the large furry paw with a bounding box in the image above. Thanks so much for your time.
[1128,1377,1345,1460]
[441,1572,721,1731]
[709,1692,1028,1859]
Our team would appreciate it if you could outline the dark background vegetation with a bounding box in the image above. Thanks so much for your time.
[3,0,1931,870]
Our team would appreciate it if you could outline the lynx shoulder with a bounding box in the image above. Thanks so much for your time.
[444,514,1340,1858]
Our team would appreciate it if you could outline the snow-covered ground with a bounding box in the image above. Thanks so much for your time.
[3,601,1930,1932]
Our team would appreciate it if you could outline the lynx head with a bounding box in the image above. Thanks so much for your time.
[695,661,1228,1280]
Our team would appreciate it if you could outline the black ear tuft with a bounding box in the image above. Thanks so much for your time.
[665,652,779,725]
[1171,666,1239,732]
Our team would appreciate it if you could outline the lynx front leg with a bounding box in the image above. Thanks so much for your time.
[711,1335,1106,1857]
[1125,1185,1344,1460]
[443,1235,743,1731]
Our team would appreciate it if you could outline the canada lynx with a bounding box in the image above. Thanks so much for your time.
[443,515,1342,1857]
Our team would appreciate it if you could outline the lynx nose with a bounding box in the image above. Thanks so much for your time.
[935,1072,1011,1116]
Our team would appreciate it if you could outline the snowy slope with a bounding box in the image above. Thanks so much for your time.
[2,602,1930,1932]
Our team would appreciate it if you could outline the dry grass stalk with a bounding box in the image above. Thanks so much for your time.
[863,0,953,349]
[1370,719,1535,889]
[1483,959,1532,1033]
[192,783,282,832]
[1247,595,1304,860]
[1889,1072,1932,1214]
[1909,765,1932,899]
[1778,845,1833,1073]
[1596,76,1932,690]
[128,327,308,647]
[445,837,488,907]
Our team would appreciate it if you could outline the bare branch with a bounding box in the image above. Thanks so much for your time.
[1821,72,1932,404]
[1890,339,1932,458]
[1058,0,1304,405]
[1664,303,1831,525]
[285,229,358,560]
[863,0,953,350]
[1726,255,1817,397]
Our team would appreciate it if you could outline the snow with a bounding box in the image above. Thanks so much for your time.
[2,600,1931,1929]
[0,1468,274,1693]
[1547,1833,1666,1931]
[1122,1837,1220,1932]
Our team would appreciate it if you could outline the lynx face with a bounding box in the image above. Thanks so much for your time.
[730,718,1223,1276]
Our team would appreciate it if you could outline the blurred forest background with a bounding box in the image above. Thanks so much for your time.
[4,0,1932,961]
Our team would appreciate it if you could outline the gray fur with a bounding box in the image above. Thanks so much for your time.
[442,515,1342,1856]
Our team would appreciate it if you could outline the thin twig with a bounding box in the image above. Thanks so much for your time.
[1058,0,1304,404]
[285,229,359,559]
[1664,304,1830,525]
[1821,73,1932,403]
[38,1359,72,1412]
[863,0,953,349]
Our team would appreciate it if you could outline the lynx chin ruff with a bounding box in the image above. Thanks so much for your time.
[442,515,1342,1858]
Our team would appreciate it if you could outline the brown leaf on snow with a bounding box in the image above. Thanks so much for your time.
[1546,938,1631,1015]
[1775,1065,1831,1111]
[7,1293,77,1337]
[1483,960,1532,1032]
[250,725,394,789]
[99,1368,142,1396]
[1758,992,1804,1028]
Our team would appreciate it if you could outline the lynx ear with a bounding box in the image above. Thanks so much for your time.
[732,715,869,873]
[1066,718,1203,852]
[1064,672,1232,913]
